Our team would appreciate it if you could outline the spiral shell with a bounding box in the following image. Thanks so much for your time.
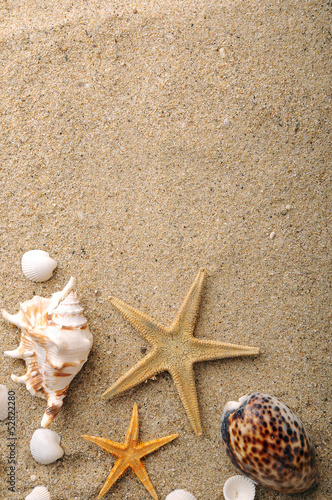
[0,384,8,420]
[25,486,51,500]
[223,475,255,500]
[30,428,64,464]
[2,277,93,427]
[165,490,197,500]
[220,393,318,493]
[21,250,57,282]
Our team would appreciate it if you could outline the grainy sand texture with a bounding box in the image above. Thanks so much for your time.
[0,1,330,499]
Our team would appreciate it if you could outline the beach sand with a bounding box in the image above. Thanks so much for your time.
[0,1,330,498]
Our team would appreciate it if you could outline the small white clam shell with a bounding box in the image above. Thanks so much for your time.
[21,250,57,282]
[30,429,64,464]
[0,384,8,420]
[165,490,197,500]
[25,486,51,500]
[223,475,255,500]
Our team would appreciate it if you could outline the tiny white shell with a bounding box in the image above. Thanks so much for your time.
[30,428,64,464]
[0,384,8,420]
[219,47,227,58]
[25,486,51,500]
[21,250,57,282]
[165,490,197,500]
[223,475,255,500]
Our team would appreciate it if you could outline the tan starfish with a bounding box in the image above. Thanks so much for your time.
[82,403,177,499]
[103,268,260,435]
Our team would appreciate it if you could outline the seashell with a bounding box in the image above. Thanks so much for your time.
[165,490,197,500]
[220,393,318,493]
[21,250,57,282]
[30,428,64,464]
[25,486,51,500]
[2,277,93,427]
[223,475,255,500]
[0,384,8,420]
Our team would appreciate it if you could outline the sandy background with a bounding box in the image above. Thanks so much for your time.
[0,1,330,499]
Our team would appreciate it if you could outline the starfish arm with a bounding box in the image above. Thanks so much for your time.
[190,338,260,362]
[170,268,205,335]
[109,296,167,345]
[136,434,178,460]
[102,350,167,399]
[130,458,158,500]
[169,362,202,436]
[98,457,129,499]
[81,435,125,457]
[124,403,139,446]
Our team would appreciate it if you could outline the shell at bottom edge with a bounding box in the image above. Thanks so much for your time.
[223,475,255,500]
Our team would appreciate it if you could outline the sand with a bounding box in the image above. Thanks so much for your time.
[0,1,330,499]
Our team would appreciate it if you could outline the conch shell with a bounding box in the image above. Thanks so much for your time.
[2,278,93,427]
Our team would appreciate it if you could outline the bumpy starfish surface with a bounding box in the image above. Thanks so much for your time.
[104,268,260,435]
[82,403,177,499]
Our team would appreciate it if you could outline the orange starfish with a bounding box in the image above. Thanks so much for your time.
[103,268,260,435]
[82,403,177,499]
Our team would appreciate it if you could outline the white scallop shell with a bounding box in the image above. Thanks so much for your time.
[165,490,197,500]
[21,250,57,282]
[0,384,8,420]
[223,475,255,500]
[30,428,64,464]
[2,277,93,427]
[25,486,51,500]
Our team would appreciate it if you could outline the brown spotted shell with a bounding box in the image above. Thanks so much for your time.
[220,393,318,493]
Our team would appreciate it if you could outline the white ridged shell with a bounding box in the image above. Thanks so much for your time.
[0,384,8,420]
[25,486,51,500]
[30,428,64,464]
[2,277,93,427]
[21,250,57,282]
[165,490,197,500]
[223,475,256,500]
